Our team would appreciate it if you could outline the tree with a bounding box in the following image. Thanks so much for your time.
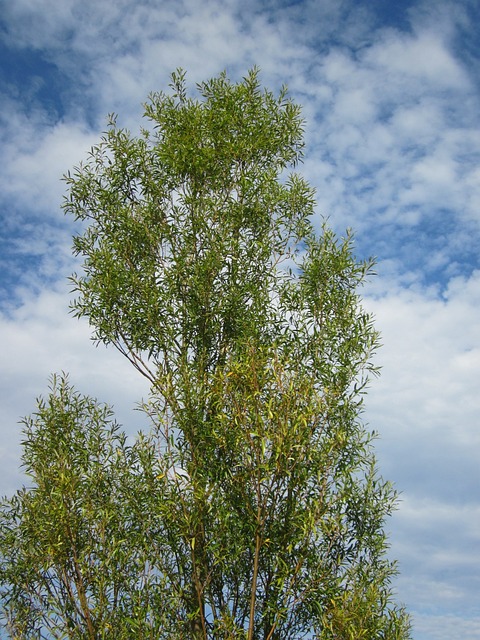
[0,374,175,638]
[0,68,411,638]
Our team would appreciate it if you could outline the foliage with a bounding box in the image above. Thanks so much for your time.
[0,375,176,638]
[0,68,411,638]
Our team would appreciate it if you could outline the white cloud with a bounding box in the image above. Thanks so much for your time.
[0,0,78,49]
[300,13,480,285]
[365,270,480,441]
[361,270,480,627]
[365,30,469,90]
[0,109,97,217]
[413,614,480,640]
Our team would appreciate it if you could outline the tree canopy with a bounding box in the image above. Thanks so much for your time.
[0,68,411,639]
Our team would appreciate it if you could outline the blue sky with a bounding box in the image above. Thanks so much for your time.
[0,1,479,638]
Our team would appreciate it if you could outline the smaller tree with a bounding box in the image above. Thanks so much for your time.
[0,374,177,639]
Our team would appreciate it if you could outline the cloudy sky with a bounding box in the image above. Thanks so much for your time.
[0,0,479,638]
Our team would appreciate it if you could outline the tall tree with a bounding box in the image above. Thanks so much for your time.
[1,68,411,638]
